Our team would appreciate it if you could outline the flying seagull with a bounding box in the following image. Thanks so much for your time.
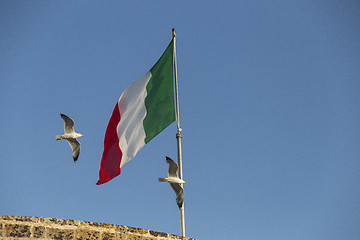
[159,156,188,208]
[56,113,84,162]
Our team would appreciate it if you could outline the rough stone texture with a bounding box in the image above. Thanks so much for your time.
[5,224,31,238]
[48,228,75,240]
[0,216,196,240]
[149,230,168,238]
[33,226,46,238]
[76,229,101,240]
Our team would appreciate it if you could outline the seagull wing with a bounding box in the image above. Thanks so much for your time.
[67,138,81,162]
[166,156,179,178]
[61,113,75,134]
[170,183,184,208]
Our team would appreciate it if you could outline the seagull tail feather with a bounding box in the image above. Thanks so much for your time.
[56,135,63,140]
[158,178,167,182]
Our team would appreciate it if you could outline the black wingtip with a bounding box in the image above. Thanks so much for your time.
[177,202,183,209]
[166,156,172,160]
[73,156,78,163]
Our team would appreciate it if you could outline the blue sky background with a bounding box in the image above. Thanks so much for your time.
[1,1,360,239]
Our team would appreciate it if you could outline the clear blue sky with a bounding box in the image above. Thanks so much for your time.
[1,1,360,239]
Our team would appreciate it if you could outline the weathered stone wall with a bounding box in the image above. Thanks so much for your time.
[0,216,196,240]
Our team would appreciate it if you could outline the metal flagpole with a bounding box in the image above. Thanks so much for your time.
[172,28,185,237]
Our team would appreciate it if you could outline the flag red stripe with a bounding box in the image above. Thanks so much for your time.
[96,103,122,185]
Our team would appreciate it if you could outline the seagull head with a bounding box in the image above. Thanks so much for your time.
[75,133,85,138]
[178,179,188,184]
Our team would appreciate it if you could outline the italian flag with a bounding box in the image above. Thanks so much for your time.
[97,39,175,185]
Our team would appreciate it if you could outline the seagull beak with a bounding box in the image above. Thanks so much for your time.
[81,134,85,137]
[184,181,188,184]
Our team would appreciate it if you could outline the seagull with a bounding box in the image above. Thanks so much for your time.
[159,156,188,208]
[56,113,84,162]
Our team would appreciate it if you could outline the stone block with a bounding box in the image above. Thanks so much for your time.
[5,224,31,238]
[76,228,101,240]
[127,226,148,235]
[48,228,75,240]
[0,216,11,221]
[14,216,34,222]
[33,226,46,238]
[125,235,142,240]
[115,232,131,240]
[101,231,117,240]
[149,230,168,238]
[115,224,127,233]
[44,217,79,226]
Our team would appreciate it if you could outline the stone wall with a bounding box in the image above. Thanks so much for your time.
[0,216,196,240]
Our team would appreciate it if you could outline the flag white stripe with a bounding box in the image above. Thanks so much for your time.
[117,71,152,167]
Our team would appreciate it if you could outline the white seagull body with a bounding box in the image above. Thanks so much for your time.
[56,113,84,162]
[159,156,188,208]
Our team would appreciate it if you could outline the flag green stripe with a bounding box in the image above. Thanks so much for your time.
[143,39,175,143]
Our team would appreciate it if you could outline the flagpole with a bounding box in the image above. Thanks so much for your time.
[172,28,185,237]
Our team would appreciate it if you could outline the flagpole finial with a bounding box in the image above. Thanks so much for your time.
[172,28,176,38]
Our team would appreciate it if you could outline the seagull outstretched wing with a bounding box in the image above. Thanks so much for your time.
[61,113,75,134]
[170,182,184,208]
[166,156,179,178]
[67,138,81,162]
